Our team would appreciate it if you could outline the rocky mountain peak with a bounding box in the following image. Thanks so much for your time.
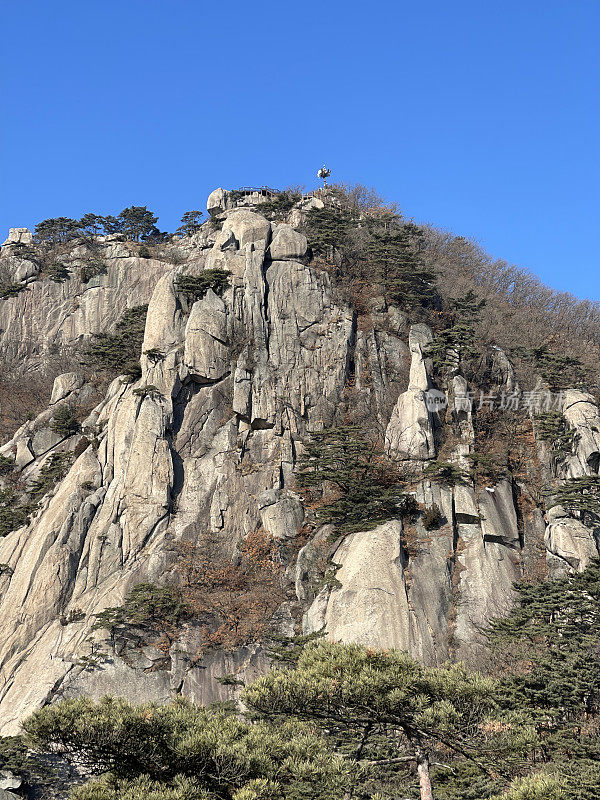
[0,187,598,735]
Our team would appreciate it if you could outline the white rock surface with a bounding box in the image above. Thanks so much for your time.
[50,373,84,404]
[385,324,436,461]
[2,227,32,246]
[268,225,308,261]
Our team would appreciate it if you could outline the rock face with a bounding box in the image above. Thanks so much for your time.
[385,324,436,461]
[268,225,308,261]
[2,227,33,247]
[0,249,172,373]
[0,190,598,734]
[562,390,600,476]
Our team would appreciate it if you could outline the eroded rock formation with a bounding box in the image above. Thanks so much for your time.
[0,191,598,733]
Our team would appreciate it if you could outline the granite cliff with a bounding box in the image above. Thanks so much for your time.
[0,188,598,734]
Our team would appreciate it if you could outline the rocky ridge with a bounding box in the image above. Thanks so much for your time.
[0,188,598,733]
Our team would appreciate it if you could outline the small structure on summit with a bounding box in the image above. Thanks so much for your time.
[234,186,279,200]
[207,186,280,216]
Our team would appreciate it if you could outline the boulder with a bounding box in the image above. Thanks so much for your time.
[288,196,324,228]
[2,227,32,246]
[13,260,38,282]
[0,770,21,791]
[31,428,64,457]
[207,188,228,217]
[222,209,271,250]
[14,440,34,469]
[545,506,599,571]
[258,489,304,539]
[50,372,84,404]
[268,225,308,261]
[562,390,600,476]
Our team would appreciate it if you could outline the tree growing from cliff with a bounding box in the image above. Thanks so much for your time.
[50,404,80,437]
[81,304,148,380]
[296,425,417,532]
[243,640,500,800]
[174,269,231,301]
[304,206,357,260]
[176,210,203,237]
[426,291,486,371]
[78,213,107,237]
[513,345,585,391]
[256,191,301,221]
[34,217,80,245]
[366,223,435,309]
[117,206,159,242]
[93,583,190,650]
[92,531,285,655]
[534,412,579,460]
[547,475,600,520]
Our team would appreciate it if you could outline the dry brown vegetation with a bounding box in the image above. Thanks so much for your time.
[175,529,286,654]
[424,229,600,394]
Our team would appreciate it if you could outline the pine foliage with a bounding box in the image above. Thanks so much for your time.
[81,305,148,379]
[487,559,600,717]
[24,697,353,800]
[426,291,485,370]
[174,270,231,301]
[296,425,417,532]
[548,475,600,518]
[534,412,579,459]
[365,223,435,308]
[50,404,80,437]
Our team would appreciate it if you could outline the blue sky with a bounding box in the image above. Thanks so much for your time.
[1,0,598,300]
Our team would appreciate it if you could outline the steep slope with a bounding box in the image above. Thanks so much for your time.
[0,190,598,734]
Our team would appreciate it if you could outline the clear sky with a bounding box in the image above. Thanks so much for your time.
[1,0,598,300]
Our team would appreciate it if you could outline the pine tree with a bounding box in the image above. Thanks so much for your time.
[24,697,353,800]
[304,206,357,259]
[117,206,159,242]
[34,217,80,245]
[243,640,499,800]
[296,425,417,532]
[548,475,600,519]
[534,412,579,460]
[485,561,600,798]
[50,404,79,437]
[426,291,485,370]
[176,210,203,236]
[514,345,585,391]
[81,305,148,380]
[78,213,107,237]
[174,270,231,301]
[366,224,435,308]
[487,559,600,719]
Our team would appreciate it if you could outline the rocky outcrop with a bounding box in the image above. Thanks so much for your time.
[268,225,308,261]
[0,191,598,734]
[0,196,358,732]
[562,390,600,477]
[385,324,436,461]
[0,249,172,373]
[2,227,32,247]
